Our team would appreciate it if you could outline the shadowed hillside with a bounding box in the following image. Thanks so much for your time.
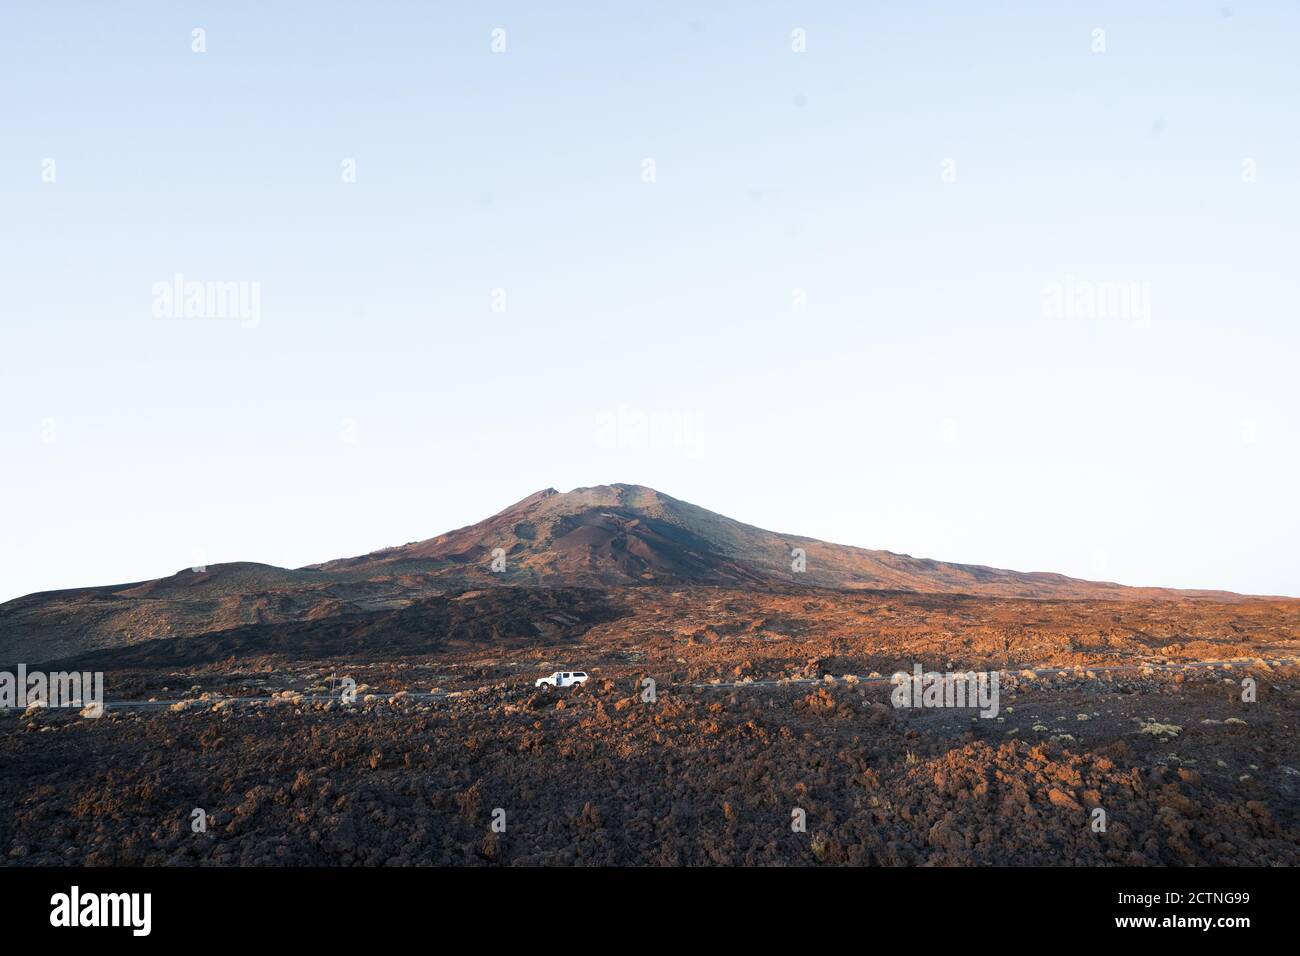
[0,484,1267,663]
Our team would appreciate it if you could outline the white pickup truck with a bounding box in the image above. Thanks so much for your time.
[535,670,589,689]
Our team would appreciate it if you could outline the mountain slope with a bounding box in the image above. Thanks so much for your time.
[0,483,1258,663]
[313,484,1243,601]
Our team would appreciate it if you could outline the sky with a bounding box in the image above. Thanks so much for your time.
[1,1,1297,603]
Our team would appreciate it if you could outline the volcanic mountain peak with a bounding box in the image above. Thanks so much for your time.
[310,484,1243,601]
[312,483,765,586]
[0,482,1261,664]
[498,483,676,519]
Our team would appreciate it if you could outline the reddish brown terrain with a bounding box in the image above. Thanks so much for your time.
[2,485,1297,866]
[0,484,1254,665]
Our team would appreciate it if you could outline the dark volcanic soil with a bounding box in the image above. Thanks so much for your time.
[5,483,1266,665]
[2,587,1298,866]
[44,587,627,670]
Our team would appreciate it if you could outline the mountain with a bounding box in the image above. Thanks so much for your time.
[312,484,1243,600]
[311,486,774,587]
[0,483,1254,663]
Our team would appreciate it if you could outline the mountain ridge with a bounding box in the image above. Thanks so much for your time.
[308,483,1251,599]
[0,483,1277,663]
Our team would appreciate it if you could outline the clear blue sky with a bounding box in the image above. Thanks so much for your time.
[2,1,1297,602]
